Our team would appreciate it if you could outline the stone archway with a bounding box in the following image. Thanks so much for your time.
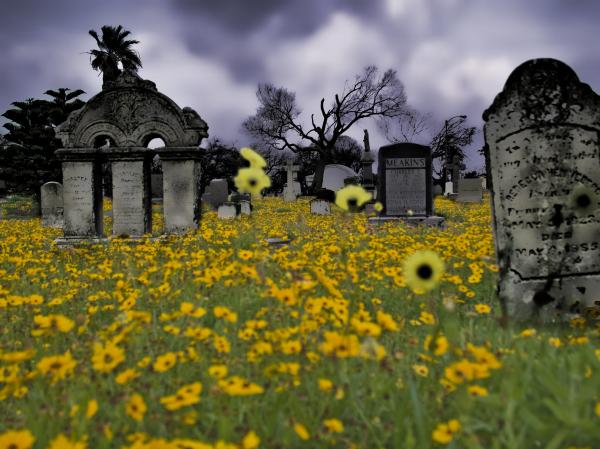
[55,70,208,242]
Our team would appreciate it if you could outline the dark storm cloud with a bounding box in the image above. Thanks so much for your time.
[172,0,380,36]
[1,0,599,171]
[170,0,383,82]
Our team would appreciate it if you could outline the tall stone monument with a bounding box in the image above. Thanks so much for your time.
[484,58,600,322]
[280,159,301,202]
[55,69,208,242]
[361,129,375,194]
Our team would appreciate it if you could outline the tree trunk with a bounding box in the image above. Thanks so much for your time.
[310,150,333,192]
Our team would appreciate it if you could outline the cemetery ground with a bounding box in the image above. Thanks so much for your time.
[0,195,599,449]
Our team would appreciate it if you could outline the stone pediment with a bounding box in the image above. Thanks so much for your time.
[56,72,208,148]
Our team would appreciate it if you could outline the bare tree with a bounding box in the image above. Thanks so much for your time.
[377,108,430,143]
[243,65,410,190]
[430,115,477,183]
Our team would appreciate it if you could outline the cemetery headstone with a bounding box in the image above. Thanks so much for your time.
[217,202,239,219]
[457,178,483,203]
[158,149,202,234]
[41,182,64,228]
[322,164,359,192]
[444,181,454,196]
[310,199,331,215]
[55,149,104,242]
[433,184,443,197]
[483,58,600,321]
[279,159,301,201]
[202,179,229,210]
[239,201,252,215]
[108,149,152,237]
[370,143,444,227]
[230,192,252,216]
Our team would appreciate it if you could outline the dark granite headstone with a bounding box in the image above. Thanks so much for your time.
[202,179,228,209]
[377,143,432,216]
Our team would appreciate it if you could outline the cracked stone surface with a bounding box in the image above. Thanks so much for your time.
[484,58,600,322]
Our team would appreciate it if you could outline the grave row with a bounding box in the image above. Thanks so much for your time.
[35,58,600,322]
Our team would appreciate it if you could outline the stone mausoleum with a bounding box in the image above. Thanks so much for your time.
[55,70,208,243]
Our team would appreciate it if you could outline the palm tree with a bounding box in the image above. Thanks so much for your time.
[88,25,142,85]
[42,88,86,127]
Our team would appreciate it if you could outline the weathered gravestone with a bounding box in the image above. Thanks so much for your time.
[322,164,359,192]
[230,192,252,216]
[444,181,454,196]
[41,182,64,228]
[484,58,600,322]
[370,143,443,226]
[217,202,239,219]
[279,159,301,202]
[55,149,104,242]
[108,148,152,237]
[202,179,228,210]
[157,148,203,234]
[457,178,483,203]
[433,184,443,197]
[310,199,331,215]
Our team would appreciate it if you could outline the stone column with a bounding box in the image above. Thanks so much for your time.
[451,155,460,194]
[360,151,375,195]
[105,147,152,237]
[156,147,202,234]
[55,148,104,242]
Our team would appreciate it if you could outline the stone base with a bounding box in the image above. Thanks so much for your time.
[368,215,446,228]
[55,237,109,247]
[446,193,458,200]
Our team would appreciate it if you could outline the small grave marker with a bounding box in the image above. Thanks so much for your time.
[41,182,64,228]
[457,179,483,203]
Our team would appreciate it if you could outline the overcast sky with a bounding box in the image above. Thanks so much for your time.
[1,0,599,172]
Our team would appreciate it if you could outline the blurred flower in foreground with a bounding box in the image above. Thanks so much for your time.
[234,167,271,196]
[335,185,372,212]
[240,147,267,169]
[0,430,35,449]
[432,419,461,444]
[402,250,445,293]
[568,184,598,217]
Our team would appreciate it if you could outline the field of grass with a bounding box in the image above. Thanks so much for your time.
[0,195,599,449]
